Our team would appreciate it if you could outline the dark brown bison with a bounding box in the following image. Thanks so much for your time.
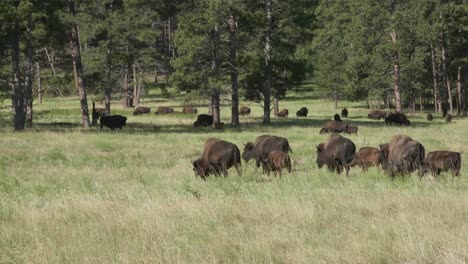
[368,110,388,120]
[445,114,452,123]
[427,113,433,121]
[182,106,198,114]
[100,115,127,130]
[192,138,241,180]
[341,108,348,118]
[296,107,308,117]
[349,147,383,171]
[242,135,292,172]
[133,106,150,115]
[319,121,349,134]
[155,106,174,115]
[239,106,251,117]
[334,114,342,121]
[194,114,213,127]
[316,134,356,176]
[344,126,358,134]
[385,113,411,126]
[379,135,425,177]
[278,109,289,117]
[421,151,461,177]
[264,151,292,177]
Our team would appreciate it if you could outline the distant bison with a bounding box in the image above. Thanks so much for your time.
[316,134,356,176]
[421,151,461,177]
[278,109,289,118]
[349,147,383,171]
[427,113,433,121]
[239,106,251,117]
[368,110,388,120]
[334,114,342,121]
[133,106,150,115]
[242,135,292,173]
[155,106,174,115]
[194,114,213,127]
[296,107,308,117]
[192,138,241,179]
[445,114,452,123]
[341,108,348,118]
[385,113,410,126]
[319,121,349,134]
[344,125,358,134]
[182,106,198,114]
[264,151,292,177]
[100,115,127,130]
[379,134,425,177]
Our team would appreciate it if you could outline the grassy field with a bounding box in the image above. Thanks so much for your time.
[0,89,467,263]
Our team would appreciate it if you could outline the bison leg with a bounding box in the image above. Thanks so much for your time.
[234,164,242,177]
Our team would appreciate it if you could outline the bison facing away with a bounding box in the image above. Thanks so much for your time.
[192,138,242,179]
[194,114,213,127]
[368,110,388,120]
[155,106,174,115]
[296,107,308,117]
[182,106,198,114]
[349,147,383,171]
[100,115,127,130]
[242,135,292,172]
[379,135,425,177]
[264,151,292,177]
[421,151,461,177]
[277,109,289,117]
[133,106,150,115]
[341,108,348,118]
[239,106,251,117]
[316,134,356,176]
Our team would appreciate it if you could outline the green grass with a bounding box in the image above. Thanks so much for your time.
[0,89,467,263]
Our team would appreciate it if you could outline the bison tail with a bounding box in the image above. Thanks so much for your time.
[285,141,293,153]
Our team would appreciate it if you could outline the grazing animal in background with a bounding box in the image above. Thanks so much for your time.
[133,106,150,115]
[344,125,358,134]
[349,147,383,171]
[213,122,225,129]
[368,110,388,120]
[277,109,289,117]
[155,106,174,115]
[341,108,348,118]
[445,114,452,123]
[296,107,308,117]
[192,138,242,180]
[239,106,251,117]
[194,114,213,127]
[264,151,292,177]
[100,115,127,130]
[320,121,349,134]
[385,113,411,126]
[182,106,198,114]
[421,151,461,177]
[442,104,448,117]
[427,113,433,121]
[379,134,425,177]
[242,135,292,173]
[334,114,342,121]
[316,134,356,176]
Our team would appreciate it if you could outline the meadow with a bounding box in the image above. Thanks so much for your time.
[0,89,467,263]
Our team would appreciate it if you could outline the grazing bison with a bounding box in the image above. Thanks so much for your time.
[421,151,461,177]
[379,134,425,177]
[194,114,213,127]
[182,106,198,114]
[264,151,292,177]
[334,114,342,121]
[344,125,358,134]
[278,109,289,117]
[242,135,292,172]
[155,106,174,115]
[320,121,349,134]
[427,113,433,121]
[296,107,308,117]
[368,110,388,120]
[445,114,452,123]
[192,138,241,179]
[341,108,348,118]
[316,134,356,176]
[385,113,411,126]
[349,147,383,171]
[239,106,251,117]
[100,115,127,130]
[133,106,150,115]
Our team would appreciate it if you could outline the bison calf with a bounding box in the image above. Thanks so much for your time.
[349,147,382,171]
[182,106,198,114]
[278,109,289,117]
[445,114,452,123]
[264,151,292,177]
[421,151,461,177]
[368,110,387,120]
[427,113,433,121]
[155,106,174,115]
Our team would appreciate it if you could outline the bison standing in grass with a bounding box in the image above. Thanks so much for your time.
[385,113,411,126]
[296,107,308,117]
[421,151,461,177]
[349,147,383,171]
[182,106,198,114]
[100,115,127,130]
[239,106,251,117]
[344,126,358,134]
[133,106,150,115]
[277,109,289,117]
[427,113,433,121]
[334,114,342,121]
[446,114,452,123]
[341,108,348,118]
[264,151,292,177]
[368,110,388,120]
[243,135,292,173]
[379,135,425,177]
[316,134,356,176]
[194,114,213,127]
[319,121,349,134]
[155,106,174,115]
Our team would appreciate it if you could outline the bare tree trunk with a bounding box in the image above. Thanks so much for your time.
[11,20,26,131]
[208,95,213,115]
[44,48,56,77]
[457,65,462,114]
[273,97,279,116]
[463,65,468,115]
[36,62,42,104]
[25,21,34,128]
[431,46,439,113]
[104,37,112,114]
[122,66,129,108]
[263,0,273,125]
[133,64,140,106]
[211,89,220,127]
[210,23,221,126]
[419,96,423,112]
[91,101,98,125]
[391,30,402,112]
[229,13,239,126]
[440,31,453,114]
[69,0,90,128]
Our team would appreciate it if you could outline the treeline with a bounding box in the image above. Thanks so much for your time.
[0,0,467,131]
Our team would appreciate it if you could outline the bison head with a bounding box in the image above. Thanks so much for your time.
[192,159,206,178]
[315,144,326,169]
[193,121,199,127]
[319,128,328,134]
[242,142,255,162]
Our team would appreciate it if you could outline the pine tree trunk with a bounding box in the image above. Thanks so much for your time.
[44,48,56,77]
[36,62,42,104]
[133,64,140,106]
[431,46,439,113]
[25,21,34,128]
[273,97,279,116]
[69,0,90,128]
[463,66,467,115]
[212,90,220,127]
[122,66,129,108]
[229,14,239,126]
[11,20,26,131]
[91,101,98,125]
[210,23,221,126]
[104,37,112,114]
[457,65,462,114]
[263,0,273,125]
[391,30,402,113]
[440,31,453,114]
[419,96,423,112]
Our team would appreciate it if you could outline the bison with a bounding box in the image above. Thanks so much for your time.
[349,147,383,171]
[379,134,425,177]
[296,107,308,117]
[341,108,348,118]
[192,138,241,180]
[421,151,461,177]
[427,113,433,121]
[344,126,358,134]
[334,114,342,121]
[155,106,174,115]
[239,106,251,117]
[264,151,292,177]
[182,106,198,114]
[368,110,388,120]
[319,121,349,134]
[316,134,356,176]
[385,113,411,126]
[242,135,292,173]
[194,114,213,127]
[445,114,452,123]
[278,109,289,118]
[100,115,127,130]
[133,106,150,115]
